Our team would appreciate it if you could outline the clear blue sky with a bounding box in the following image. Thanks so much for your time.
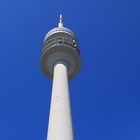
[0,0,140,139]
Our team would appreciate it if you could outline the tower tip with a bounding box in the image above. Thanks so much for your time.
[60,14,62,20]
[58,14,63,28]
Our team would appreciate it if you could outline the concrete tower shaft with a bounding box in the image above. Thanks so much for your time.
[47,63,73,140]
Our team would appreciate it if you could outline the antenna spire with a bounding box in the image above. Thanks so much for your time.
[58,14,64,28]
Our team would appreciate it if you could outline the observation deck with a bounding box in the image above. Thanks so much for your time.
[40,15,80,80]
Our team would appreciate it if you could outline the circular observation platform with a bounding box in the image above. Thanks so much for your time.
[40,16,80,80]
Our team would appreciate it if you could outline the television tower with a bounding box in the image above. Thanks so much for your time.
[40,15,81,140]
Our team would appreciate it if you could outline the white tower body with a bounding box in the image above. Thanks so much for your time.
[40,15,81,140]
[47,63,73,140]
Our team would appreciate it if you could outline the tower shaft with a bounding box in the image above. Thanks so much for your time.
[47,63,73,140]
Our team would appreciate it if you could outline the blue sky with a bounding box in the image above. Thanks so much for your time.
[0,0,140,139]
